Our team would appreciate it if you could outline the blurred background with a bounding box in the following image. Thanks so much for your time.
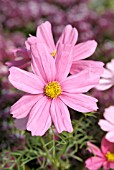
[0,0,114,169]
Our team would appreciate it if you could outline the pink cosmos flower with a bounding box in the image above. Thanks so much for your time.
[8,21,104,81]
[9,43,98,136]
[85,137,114,170]
[96,59,114,91]
[98,106,114,142]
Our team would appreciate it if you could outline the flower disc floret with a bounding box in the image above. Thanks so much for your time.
[51,50,56,57]
[45,81,61,98]
[106,152,114,162]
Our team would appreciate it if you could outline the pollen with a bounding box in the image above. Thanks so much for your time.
[51,50,56,57]
[106,152,114,162]
[45,81,61,98]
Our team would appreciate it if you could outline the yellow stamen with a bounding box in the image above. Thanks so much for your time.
[51,50,56,57]
[106,152,114,161]
[45,81,61,98]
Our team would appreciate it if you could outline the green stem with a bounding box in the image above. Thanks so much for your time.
[40,136,58,170]
[52,127,55,159]
[40,137,51,160]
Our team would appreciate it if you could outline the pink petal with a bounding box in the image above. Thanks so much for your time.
[50,98,73,133]
[87,142,103,157]
[25,35,37,50]
[104,106,114,124]
[72,40,97,61]
[6,48,30,68]
[27,96,52,136]
[70,60,104,77]
[105,131,114,143]
[36,21,55,53]
[55,43,73,82]
[101,68,112,79]
[109,162,114,169]
[85,157,104,170]
[30,43,56,82]
[13,47,30,59]
[56,25,78,46]
[98,119,114,131]
[9,67,44,94]
[6,58,30,69]
[101,137,114,154]
[11,94,43,119]
[106,59,114,72]
[61,70,99,93]
[60,93,98,113]
[103,161,109,170]
[15,116,29,130]
[96,78,113,91]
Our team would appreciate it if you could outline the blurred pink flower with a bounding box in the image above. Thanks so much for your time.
[96,59,114,91]
[6,48,30,68]
[9,43,98,136]
[85,137,114,170]
[98,106,114,142]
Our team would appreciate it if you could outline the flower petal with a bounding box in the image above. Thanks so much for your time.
[98,119,114,131]
[109,162,114,169]
[9,67,44,94]
[103,161,109,170]
[50,98,73,133]
[72,40,97,61]
[104,106,114,124]
[55,43,73,82]
[36,21,55,53]
[13,47,30,59]
[27,96,52,136]
[61,70,99,93]
[106,59,114,72]
[105,131,114,143]
[101,68,112,79]
[30,43,56,82]
[11,94,43,119]
[96,78,113,91]
[87,142,103,157]
[25,35,37,50]
[6,48,30,68]
[85,157,104,170]
[60,93,98,113]
[56,25,78,46]
[15,116,29,130]
[6,58,30,69]
[70,60,104,77]
[101,137,114,154]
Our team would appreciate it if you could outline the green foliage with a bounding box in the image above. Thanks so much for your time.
[89,0,114,11]
[0,114,96,170]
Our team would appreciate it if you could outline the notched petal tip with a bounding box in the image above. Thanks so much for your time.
[56,127,73,134]
[8,66,16,81]
[44,21,51,25]
[31,130,45,136]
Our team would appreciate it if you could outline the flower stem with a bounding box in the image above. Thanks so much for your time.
[40,135,58,170]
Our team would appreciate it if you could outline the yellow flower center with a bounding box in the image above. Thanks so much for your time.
[45,81,61,98]
[51,50,56,57]
[106,152,114,161]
